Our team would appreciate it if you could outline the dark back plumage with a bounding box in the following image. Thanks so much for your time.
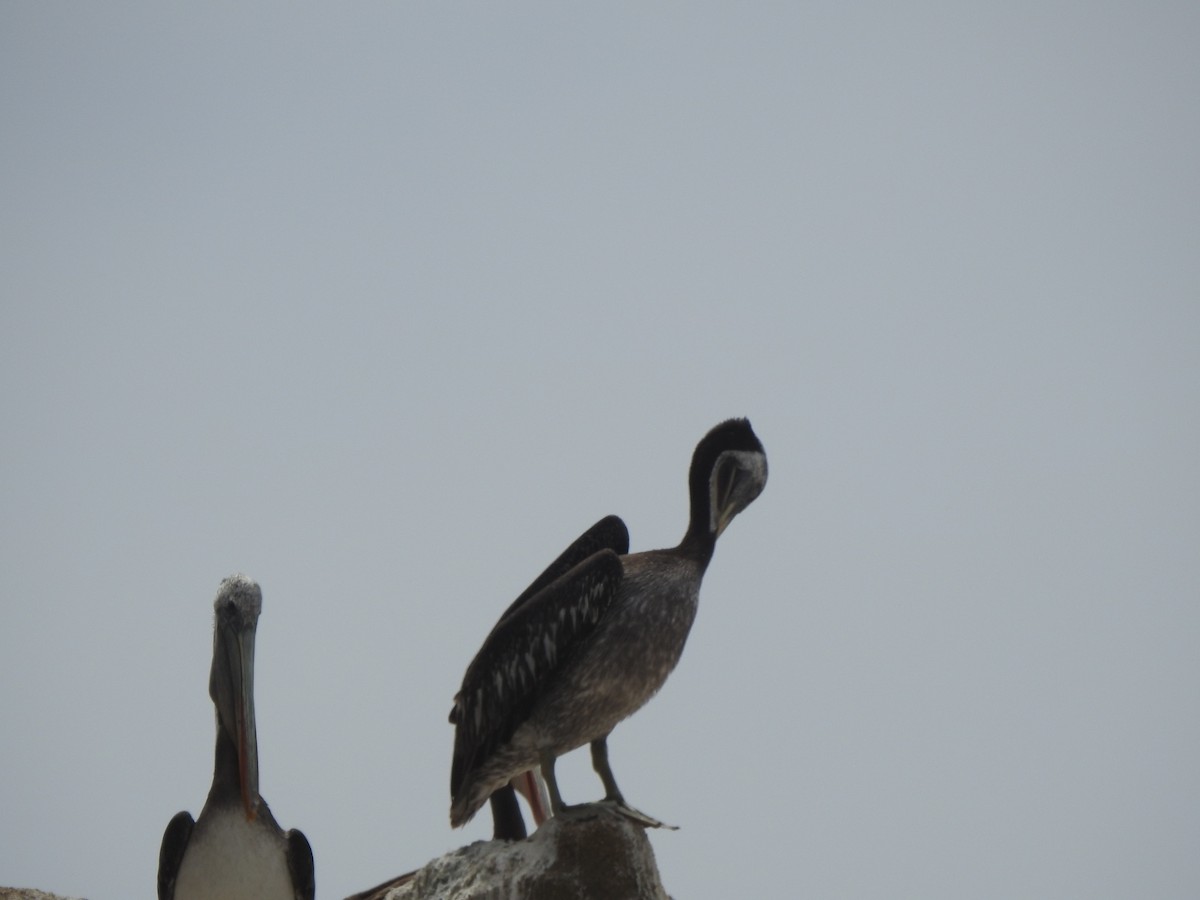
[450,517,629,799]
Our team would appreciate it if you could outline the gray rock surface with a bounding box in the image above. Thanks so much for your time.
[347,804,672,900]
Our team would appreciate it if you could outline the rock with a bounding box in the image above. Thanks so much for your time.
[347,804,672,900]
[0,891,85,900]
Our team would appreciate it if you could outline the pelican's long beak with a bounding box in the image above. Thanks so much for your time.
[711,449,768,538]
[512,769,551,825]
[712,459,745,538]
[218,620,260,821]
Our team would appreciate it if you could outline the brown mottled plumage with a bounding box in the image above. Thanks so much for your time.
[450,419,767,832]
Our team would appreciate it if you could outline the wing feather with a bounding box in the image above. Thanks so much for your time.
[287,828,316,900]
[495,515,629,624]
[157,811,194,900]
[450,546,624,798]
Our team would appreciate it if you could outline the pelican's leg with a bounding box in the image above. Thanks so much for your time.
[539,750,567,815]
[590,735,625,804]
[488,784,527,841]
[590,735,678,830]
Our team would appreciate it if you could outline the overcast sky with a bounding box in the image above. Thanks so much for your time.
[2,4,1198,899]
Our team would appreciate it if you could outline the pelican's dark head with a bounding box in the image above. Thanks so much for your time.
[683,418,768,555]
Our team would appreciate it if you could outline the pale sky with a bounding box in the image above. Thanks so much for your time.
[2,4,1198,899]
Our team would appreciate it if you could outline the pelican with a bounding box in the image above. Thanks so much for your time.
[158,575,314,900]
[450,418,767,832]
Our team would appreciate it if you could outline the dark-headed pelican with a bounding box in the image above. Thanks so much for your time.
[449,418,767,832]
